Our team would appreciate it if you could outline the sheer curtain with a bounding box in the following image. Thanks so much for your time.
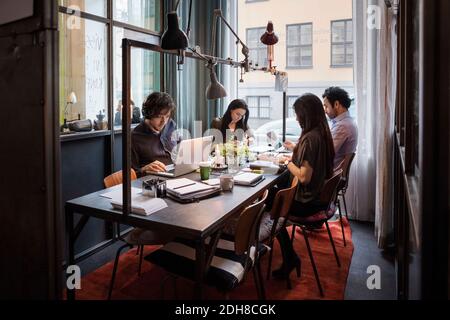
[348,0,397,246]
[165,0,237,135]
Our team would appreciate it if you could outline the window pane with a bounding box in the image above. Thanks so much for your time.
[260,108,270,119]
[113,0,161,32]
[332,44,345,65]
[300,24,312,45]
[247,96,258,108]
[287,47,301,66]
[247,29,259,48]
[257,48,268,67]
[60,0,106,17]
[346,21,353,42]
[260,97,270,107]
[346,44,353,64]
[113,27,161,128]
[300,46,312,66]
[59,14,108,125]
[287,26,300,46]
[332,21,345,43]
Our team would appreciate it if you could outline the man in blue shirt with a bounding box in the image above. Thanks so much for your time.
[322,87,358,169]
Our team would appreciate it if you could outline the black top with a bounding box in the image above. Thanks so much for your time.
[292,127,329,203]
[131,120,179,177]
[210,117,254,143]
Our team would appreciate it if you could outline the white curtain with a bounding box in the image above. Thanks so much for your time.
[347,0,397,247]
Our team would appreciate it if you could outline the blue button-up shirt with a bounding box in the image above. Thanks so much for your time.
[330,111,358,168]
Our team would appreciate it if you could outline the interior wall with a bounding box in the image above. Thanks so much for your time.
[0,0,61,299]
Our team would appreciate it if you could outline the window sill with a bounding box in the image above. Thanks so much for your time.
[285,66,313,70]
[330,64,353,68]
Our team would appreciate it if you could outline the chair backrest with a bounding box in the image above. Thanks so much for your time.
[234,190,269,256]
[269,177,299,220]
[104,169,137,188]
[339,153,356,189]
[319,170,343,208]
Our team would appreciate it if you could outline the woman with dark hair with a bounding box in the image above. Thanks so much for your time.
[211,99,254,144]
[272,93,335,279]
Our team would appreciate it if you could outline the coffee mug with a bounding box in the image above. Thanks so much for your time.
[199,161,211,181]
[220,174,234,192]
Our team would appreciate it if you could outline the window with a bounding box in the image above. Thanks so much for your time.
[59,14,108,123]
[288,96,299,118]
[331,19,353,67]
[58,0,162,130]
[113,0,161,32]
[113,28,161,126]
[247,96,271,119]
[286,23,313,68]
[60,0,107,17]
[246,27,268,68]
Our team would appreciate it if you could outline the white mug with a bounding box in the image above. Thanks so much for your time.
[220,174,234,192]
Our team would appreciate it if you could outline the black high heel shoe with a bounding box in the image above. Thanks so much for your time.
[272,256,301,279]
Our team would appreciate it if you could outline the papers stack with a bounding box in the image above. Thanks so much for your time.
[101,187,168,216]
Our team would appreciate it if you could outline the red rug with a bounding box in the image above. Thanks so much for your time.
[76,219,353,300]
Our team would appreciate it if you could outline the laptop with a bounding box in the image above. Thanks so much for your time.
[151,136,214,178]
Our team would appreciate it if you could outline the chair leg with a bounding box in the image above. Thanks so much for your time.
[301,227,324,297]
[290,225,296,244]
[325,221,341,267]
[256,260,266,300]
[108,243,131,300]
[138,245,144,276]
[266,240,274,280]
[172,276,178,300]
[342,192,349,219]
[337,200,347,247]
[252,266,262,299]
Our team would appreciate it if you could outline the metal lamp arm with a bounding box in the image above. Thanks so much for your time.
[210,9,249,72]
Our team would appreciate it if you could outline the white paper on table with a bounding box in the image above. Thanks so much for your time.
[100,187,142,199]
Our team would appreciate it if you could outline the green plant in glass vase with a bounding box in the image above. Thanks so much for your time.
[219,137,250,174]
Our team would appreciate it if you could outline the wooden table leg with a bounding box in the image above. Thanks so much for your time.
[194,239,206,299]
[66,207,75,301]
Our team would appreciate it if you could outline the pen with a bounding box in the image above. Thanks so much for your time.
[172,182,196,190]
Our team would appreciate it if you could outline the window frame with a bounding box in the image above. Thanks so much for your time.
[330,19,353,68]
[286,23,313,69]
[58,1,164,132]
[246,26,268,68]
[246,96,271,120]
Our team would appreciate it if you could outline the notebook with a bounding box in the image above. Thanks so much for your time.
[166,178,216,196]
[233,172,264,186]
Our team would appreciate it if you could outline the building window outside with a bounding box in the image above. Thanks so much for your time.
[286,23,313,68]
[58,0,162,129]
[246,27,268,68]
[247,96,271,119]
[287,96,299,118]
[331,19,353,67]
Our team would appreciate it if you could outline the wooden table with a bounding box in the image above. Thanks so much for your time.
[65,170,286,300]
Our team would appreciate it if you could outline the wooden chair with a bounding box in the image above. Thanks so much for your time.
[145,190,269,300]
[334,153,356,246]
[288,170,343,297]
[262,177,299,290]
[104,169,172,300]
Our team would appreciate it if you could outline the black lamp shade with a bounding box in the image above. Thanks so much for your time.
[161,12,189,50]
[206,68,227,100]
